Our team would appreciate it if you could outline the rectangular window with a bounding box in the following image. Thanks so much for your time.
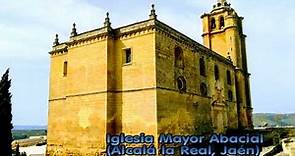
[123,48,132,64]
[63,61,68,76]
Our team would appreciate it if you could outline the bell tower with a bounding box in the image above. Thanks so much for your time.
[201,0,247,70]
[201,0,253,129]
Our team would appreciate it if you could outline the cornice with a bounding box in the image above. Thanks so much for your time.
[69,27,109,42]
[211,6,233,14]
[115,23,155,40]
[202,7,238,19]
[49,20,157,54]
[68,33,108,48]
[202,25,238,36]
[49,43,68,56]
[235,68,250,77]
[49,18,235,68]
[115,19,156,38]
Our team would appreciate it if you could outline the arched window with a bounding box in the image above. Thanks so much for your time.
[226,70,231,85]
[219,16,225,29]
[199,57,206,76]
[175,46,184,68]
[200,83,208,96]
[210,17,216,29]
[214,65,220,80]
[228,90,233,102]
[177,76,186,93]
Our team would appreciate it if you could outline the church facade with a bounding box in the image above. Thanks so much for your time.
[47,0,253,155]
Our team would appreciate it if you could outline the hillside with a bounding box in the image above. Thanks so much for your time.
[253,113,295,127]
[12,125,47,140]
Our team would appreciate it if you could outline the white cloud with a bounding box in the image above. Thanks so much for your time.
[0,0,106,59]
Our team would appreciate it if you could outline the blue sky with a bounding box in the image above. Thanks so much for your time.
[0,0,294,125]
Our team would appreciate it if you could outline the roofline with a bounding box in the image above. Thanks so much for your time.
[154,20,234,66]
[51,18,234,66]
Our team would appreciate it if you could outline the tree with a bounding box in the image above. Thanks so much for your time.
[0,69,13,156]
[16,143,20,156]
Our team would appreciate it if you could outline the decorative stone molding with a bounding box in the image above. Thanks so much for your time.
[70,23,77,37]
[149,4,157,19]
[50,17,235,68]
[49,43,68,56]
[50,19,156,52]
[53,34,59,46]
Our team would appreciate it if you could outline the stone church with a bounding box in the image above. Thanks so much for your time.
[47,0,253,155]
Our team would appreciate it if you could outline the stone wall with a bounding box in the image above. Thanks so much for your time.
[47,16,251,155]
[47,26,157,155]
[155,28,239,134]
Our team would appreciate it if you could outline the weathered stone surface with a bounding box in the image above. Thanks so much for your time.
[47,3,253,155]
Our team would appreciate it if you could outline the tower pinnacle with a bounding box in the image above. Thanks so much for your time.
[104,12,111,27]
[217,0,226,4]
[215,0,229,7]
[53,34,59,46]
[71,23,77,37]
[149,4,157,19]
